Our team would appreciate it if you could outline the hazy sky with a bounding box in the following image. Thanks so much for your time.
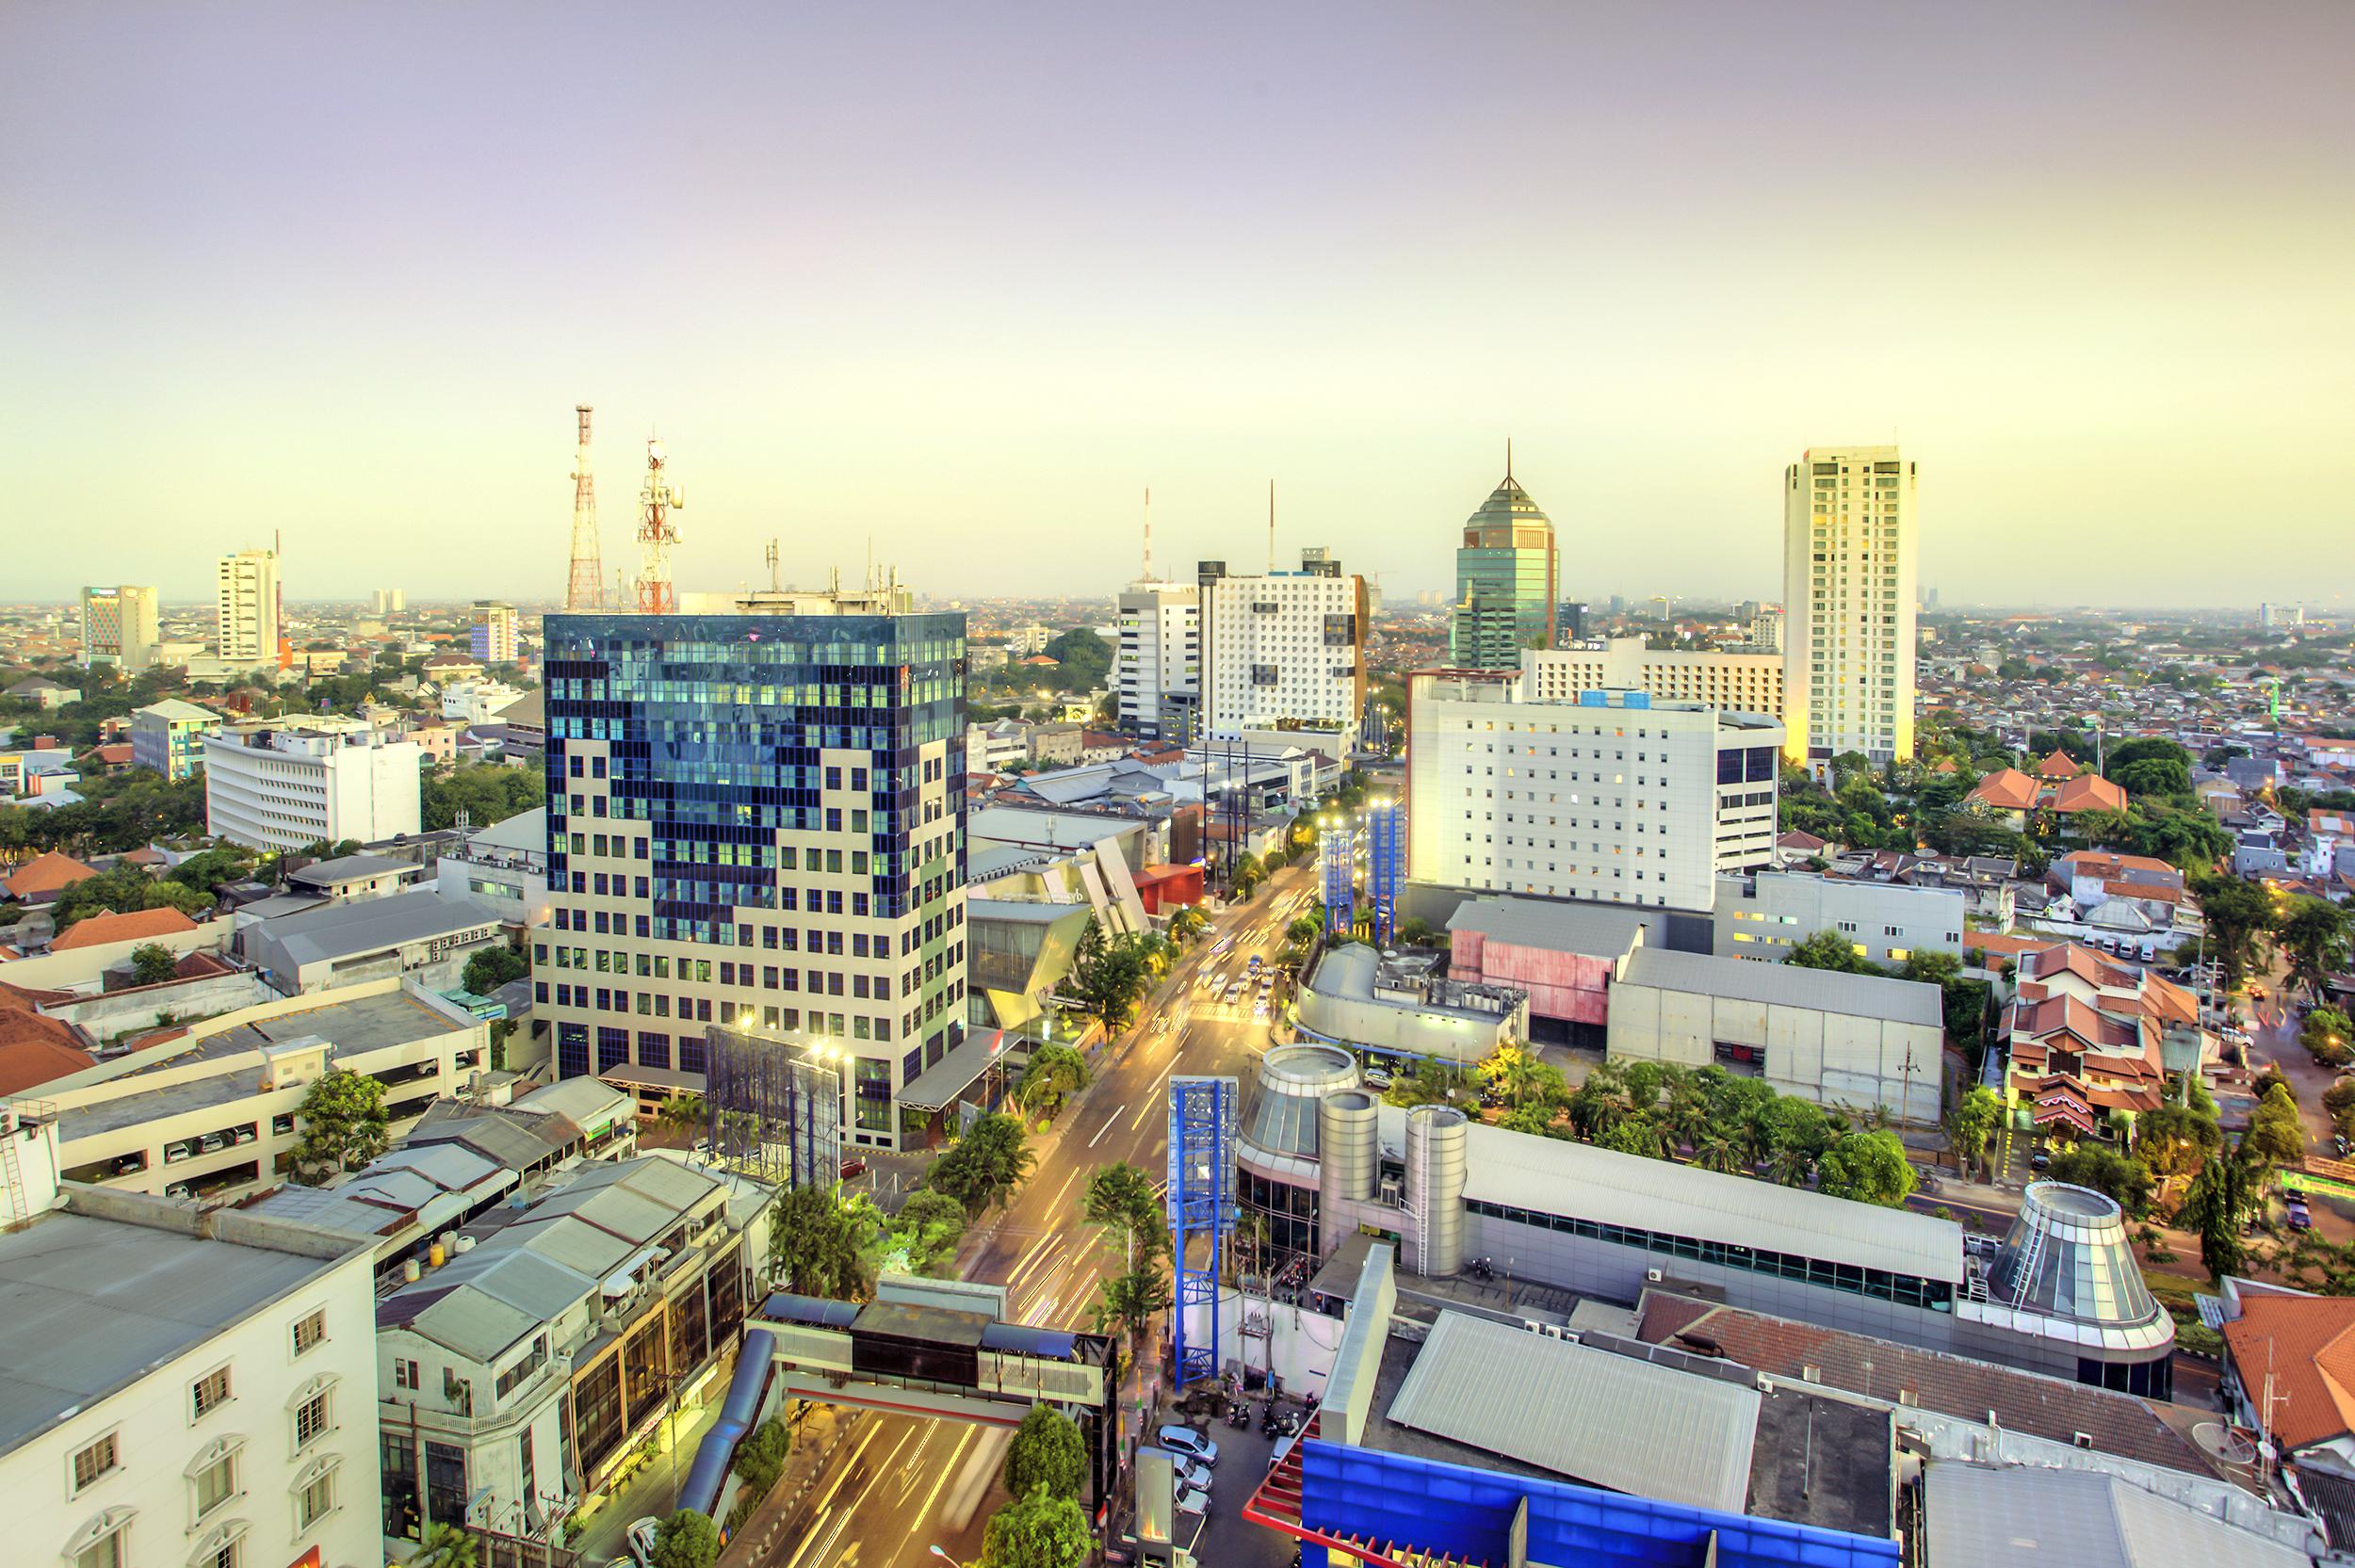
[4,2,2349,609]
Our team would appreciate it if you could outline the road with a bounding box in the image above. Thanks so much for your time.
[756,864,1317,1568]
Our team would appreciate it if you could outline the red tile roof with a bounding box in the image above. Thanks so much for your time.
[1,850,99,899]
[50,907,201,951]
[0,981,90,1090]
[2221,1295,2355,1451]
[1966,768,2040,812]
[2053,772,2129,815]
[2036,749,2082,780]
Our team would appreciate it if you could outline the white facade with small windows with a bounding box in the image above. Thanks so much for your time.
[1405,671,1781,913]
[0,1186,380,1568]
[1198,556,1367,752]
[1713,871,1967,968]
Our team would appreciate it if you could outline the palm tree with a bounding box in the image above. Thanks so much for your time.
[414,1523,479,1568]
[1566,1068,1627,1142]
[1769,1142,1815,1188]
[1167,906,1210,945]
[1691,1129,1745,1175]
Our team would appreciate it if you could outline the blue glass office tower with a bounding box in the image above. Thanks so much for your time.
[537,607,968,1152]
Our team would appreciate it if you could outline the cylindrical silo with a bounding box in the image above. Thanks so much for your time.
[1406,1104,1469,1277]
[1319,1089,1380,1221]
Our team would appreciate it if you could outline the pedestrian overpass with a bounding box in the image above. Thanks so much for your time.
[680,1275,1121,1522]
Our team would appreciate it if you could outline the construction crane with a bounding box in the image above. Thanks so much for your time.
[633,436,686,614]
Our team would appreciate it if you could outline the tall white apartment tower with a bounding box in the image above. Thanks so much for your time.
[217,547,281,662]
[1781,445,1916,767]
[1113,581,1199,741]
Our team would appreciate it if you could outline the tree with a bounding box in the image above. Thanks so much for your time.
[1601,1115,1670,1160]
[48,864,214,930]
[2277,898,2353,1003]
[290,1069,390,1183]
[1785,929,1879,976]
[2193,874,2273,993]
[166,847,252,896]
[2046,1146,2155,1217]
[1816,1130,1918,1206]
[731,1416,793,1498]
[1014,1043,1090,1120]
[1067,916,1151,1031]
[648,1509,721,1568]
[768,1184,882,1301]
[1003,1403,1087,1501]
[461,944,528,995]
[1285,912,1323,946]
[981,1484,1092,1568]
[1166,905,1210,945]
[1478,1043,1565,1112]
[929,1114,1033,1216]
[420,760,544,832]
[2178,1156,2251,1280]
[2241,1083,2308,1176]
[1397,915,1437,947]
[412,1523,479,1568]
[1081,1160,1167,1266]
[887,1188,969,1275]
[1090,1263,1172,1343]
[1945,1087,2003,1175]
[2303,1007,2355,1068]
[2136,1102,2222,1178]
[128,941,179,985]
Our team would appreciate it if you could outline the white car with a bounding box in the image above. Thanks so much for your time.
[1177,1483,1210,1517]
[1157,1425,1218,1464]
[1172,1454,1212,1491]
[626,1517,662,1567]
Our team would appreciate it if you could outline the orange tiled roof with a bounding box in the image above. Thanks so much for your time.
[2035,749,2082,780]
[1966,768,2040,812]
[1,850,99,899]
[2053,772,2129,815]
[2221,1295,2355,1451]
[50,906,201,951]
[2060,849,2178,881]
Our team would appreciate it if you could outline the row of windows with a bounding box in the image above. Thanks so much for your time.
[1465,1196,1954,1311]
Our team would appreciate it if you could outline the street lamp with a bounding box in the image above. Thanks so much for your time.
[928,1547,971,1567]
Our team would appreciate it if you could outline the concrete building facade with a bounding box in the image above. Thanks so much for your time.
[78,585,160,672]
[1113,580,1199,741]
[203,720,425,852]
[1781,445,1917,765]
[1713,871,1967,968]
[1198,552,1367,754]
[216,548,281,663]
[1405,673,1780,912]
[469,600,519,665]
[131,698,222,781]
[1527,639,1784,720]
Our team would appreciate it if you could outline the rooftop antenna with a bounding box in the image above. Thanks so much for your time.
[565,405,604,610]
[1505,436,1513,481]
[632,433,684,614]
[765,538,781,592]
[1267,479,1276,573]
[1143,486,1153,580]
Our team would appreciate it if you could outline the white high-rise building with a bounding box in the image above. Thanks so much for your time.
[1198,551,1366,753]
[1748,605,1783,654]
[203,719,423,851]
[1113,581,1198,740]
[78,585,160,672]
[1781,445,1916,766]
[217,548,281,663]
[1405,659,1782,913]
[1525,637,1783,719]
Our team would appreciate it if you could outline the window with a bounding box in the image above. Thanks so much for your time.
[297,1466,335,1528]
[72,1431,119,1493]
[292,1310,326,1356]
[394,1358,420,1391]
[295,1390,330,1449]
[72,1522,125,1568]
[193,1448,236,1519]
[192,1366,232,1419]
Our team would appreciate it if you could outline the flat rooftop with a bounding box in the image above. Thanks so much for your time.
[0,1204,345,1455]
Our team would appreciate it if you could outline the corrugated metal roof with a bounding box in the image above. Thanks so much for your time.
[1923,1463,2309,1568]
[1620,946,1943,1026]
[1454,1115,1964,1285]
[1385,1311,1759,1514]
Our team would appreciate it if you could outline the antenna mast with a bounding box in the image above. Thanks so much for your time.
[1143,486,1153,580]
[633,435,685,614]
[565,405,604,610]
[765,538,781,592]
[1267,480,1275,573]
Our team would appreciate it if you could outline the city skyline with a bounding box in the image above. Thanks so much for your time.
[4,2,2349,607]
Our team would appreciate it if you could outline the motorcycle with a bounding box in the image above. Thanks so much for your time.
[1226,1399,1250,1430]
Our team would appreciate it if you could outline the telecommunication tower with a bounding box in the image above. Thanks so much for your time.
[633,436,686,614]
[564,405,604,611]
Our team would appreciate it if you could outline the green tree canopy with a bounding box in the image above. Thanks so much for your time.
[768,1184,883,1301]
[648,1509,721,1568]
[1081,1160,1167,1264]
[1816,1130,1918,1206]
[48,864,214,930]
[2192,874,2274,993]
[1003,1404,1087,1501]
[981,1484,1092,1568]
[2277,897,2353,1001]
[461,944,528,995]
[1015,1043,1090,1120]
[128,941,179,985]
[420,760,544,832]
[2303,1007,2355,1068]
[2045,1145,2154,1217]
[2241,1082,2309,1175]
[887,1189,969,1276]
[1946,1087,2003,1172]
[291,1069,391,1184]
[1785,929,1880,975]
[929,1114,1034,1216]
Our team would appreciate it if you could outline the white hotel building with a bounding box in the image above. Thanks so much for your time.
[1781,445,1917,766]
[1198,551,1367,755]
[203,720,423,853]
[1406,657,1781,913]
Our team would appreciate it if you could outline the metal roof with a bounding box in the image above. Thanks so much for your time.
[1923,1463,2310,1568]
[255,889,503,970]
[1455,1115,1965,1285]
[289,853,408,887]
[1384,1310,1759,1514]
[1445,895,1659,956]
[1619,946,1943,1026]
[0,1210,345,1455]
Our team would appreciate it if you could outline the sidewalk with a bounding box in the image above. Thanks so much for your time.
[570,1375,731,1564]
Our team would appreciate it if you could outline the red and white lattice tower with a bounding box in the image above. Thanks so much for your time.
[563,405,604,611]
[633,435,686,614]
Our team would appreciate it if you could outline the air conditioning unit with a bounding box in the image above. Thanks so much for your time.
[1523,1319,1544,1334]
[1645,1269,1664,1283]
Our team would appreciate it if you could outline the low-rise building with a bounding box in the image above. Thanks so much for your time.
[434,807,551,929]
[129,698,221,780]
[1294,942,1527,1066]
[0,1173,382,1568]
[287,852,415,903]
[2002,942,2206,1140]
[239,887,505,994]
[375,1155,774,1544]
[36,979,487,1205]
[204,720,424,852]
[1714,870,1967,968]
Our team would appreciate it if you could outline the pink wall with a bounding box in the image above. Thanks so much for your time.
[1454,932,1615,1025]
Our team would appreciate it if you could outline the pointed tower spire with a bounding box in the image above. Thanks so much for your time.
[1505,436,1514,482]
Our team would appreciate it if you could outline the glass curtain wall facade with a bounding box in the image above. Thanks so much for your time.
[1450,476,1557,670]
[540,611,968,1150]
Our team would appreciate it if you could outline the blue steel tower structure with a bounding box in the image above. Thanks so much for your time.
[1365,798,1403,946]
[1167,1075,1238,1387]
[1321,815,1356,940]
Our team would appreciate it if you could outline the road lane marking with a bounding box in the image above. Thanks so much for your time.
[781,1420,889,1568]
[1088,1110,1122,1149]
[903,1425,979,1549]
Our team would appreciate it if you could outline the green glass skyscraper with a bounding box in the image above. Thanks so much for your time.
[1450,454,1557,669]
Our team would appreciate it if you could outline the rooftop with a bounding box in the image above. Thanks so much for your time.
[1923,1463,2310,1568]
[251,888,501,971]
[288,853,409,888]
[1618,946,1943,1027]
[51,906,202,951]
[1445,894,1661,955]
[0,1191,356,1456]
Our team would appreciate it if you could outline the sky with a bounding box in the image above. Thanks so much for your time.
[3,1,2350,610]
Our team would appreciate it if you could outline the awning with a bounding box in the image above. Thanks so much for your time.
[899,1029,1008,1112]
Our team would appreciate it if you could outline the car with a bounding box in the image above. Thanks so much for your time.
[2029,1149,2052,1172]
[1156,1425,1218,1463]
[626,1517,663,1567]
[1253,1001,1270,1020]
[1210,936,1234,958]
[2289,1200,2314,1232]
[1361,1064,1392,1090]
[1176,1484,1210,1517]
[1171,1454,1211,1491]
[839,1156,868,1181]
[1246,954,1262,972]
